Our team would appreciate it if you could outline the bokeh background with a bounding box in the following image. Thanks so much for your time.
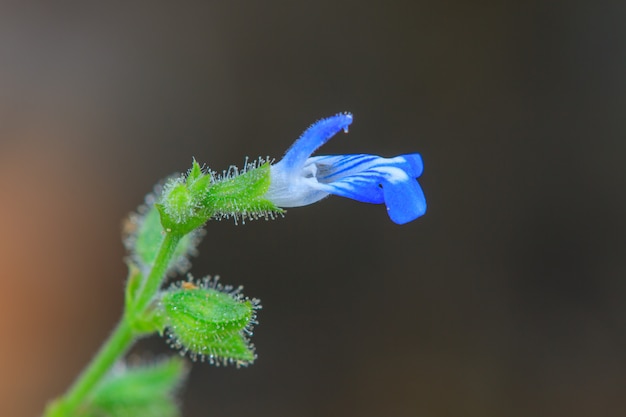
[2,1,625,416]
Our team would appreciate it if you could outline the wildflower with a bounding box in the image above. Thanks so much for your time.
[264,113,426,224]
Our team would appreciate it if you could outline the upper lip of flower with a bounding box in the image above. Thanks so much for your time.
[264,112,427,224]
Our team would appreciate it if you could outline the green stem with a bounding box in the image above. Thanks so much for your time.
[45,319,134,416]
[44,231,183,417]
[133,231,182,313]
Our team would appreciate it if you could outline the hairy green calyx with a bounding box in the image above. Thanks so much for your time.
[158,278,260,366]
[158,159,282,234]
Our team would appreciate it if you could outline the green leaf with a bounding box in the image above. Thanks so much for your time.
[82,357,188,417]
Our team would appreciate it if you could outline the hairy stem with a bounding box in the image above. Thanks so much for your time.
[43,231,183,417]
[44,319,134,417]
[133,231,182,313]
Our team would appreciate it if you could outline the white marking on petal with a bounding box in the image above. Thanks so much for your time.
[372,166,410,183]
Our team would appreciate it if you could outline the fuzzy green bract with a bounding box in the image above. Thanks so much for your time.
[159,283,258,366]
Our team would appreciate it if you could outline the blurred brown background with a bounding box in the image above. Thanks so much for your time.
[1,1,625,416]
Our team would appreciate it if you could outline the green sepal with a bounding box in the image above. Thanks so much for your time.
[182,329,256,365]
[204,162,283,221]
[158,281,259,366]
[162,287,254,333]
[186,159,212,194]
[81,356,188,417]
[186,158,203,183]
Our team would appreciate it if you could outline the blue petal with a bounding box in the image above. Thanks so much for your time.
[398,153,424,177]
[309,153,426,223]
[311,153,423,182]
[315,173,385,203]
[265,113,427,224]
[383,178,427,224]
[310,154,381,183]
[277,113,353,175]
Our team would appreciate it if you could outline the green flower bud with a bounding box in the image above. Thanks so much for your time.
[158,160,213,235]
[158,277,260,367]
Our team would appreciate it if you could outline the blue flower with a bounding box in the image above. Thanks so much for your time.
[264,113,426,224]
